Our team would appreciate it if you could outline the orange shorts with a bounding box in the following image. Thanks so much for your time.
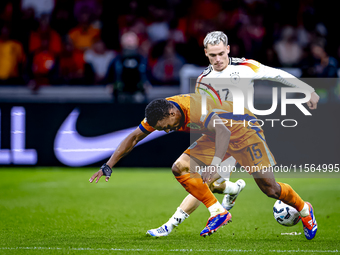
[184,133,276,174]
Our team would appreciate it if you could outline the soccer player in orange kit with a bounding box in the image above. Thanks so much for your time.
[89,93,317,239]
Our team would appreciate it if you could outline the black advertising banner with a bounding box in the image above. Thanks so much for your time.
[0,103,190,167]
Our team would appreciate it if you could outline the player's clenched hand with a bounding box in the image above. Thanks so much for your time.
[307,92,320,110]
[201,165,217,184]
[89,163,112,183]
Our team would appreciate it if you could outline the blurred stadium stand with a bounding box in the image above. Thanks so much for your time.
[0,0,338,102]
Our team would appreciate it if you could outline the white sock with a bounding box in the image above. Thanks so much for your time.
[299,202,309,217]
[223,181,240,195]
[165,207,189,231]
[208,201,226,217]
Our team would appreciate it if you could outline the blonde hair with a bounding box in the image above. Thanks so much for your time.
[203,31,228,48]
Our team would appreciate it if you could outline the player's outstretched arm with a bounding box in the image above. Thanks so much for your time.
[89,127,148,183]
[201,114,231,183]
[258,65,320,110]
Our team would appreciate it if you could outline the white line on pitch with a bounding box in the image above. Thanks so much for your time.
[0,247,339,253]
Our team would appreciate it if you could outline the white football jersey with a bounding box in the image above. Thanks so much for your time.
[196,57,314,109]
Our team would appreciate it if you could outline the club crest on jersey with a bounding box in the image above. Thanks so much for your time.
[187,123,201,130]
[230,72,240,84]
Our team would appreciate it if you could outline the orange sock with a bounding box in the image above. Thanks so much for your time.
[278,182,305,212]
[175,173,217,208]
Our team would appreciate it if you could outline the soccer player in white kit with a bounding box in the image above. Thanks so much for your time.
[146,31,319,237]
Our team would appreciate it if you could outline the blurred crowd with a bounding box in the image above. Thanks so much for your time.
[0,0,338,99]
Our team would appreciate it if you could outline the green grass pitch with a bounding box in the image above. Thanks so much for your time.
[0,168,339,254]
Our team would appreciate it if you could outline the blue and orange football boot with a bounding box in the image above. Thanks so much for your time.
[200,210,232,237]
[300,202,317,240]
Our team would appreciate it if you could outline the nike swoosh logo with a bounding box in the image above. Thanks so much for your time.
[54,109,167,166]
[254,160,262,166]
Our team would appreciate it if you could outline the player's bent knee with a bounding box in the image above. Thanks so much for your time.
[171,162,180,176]
[263,186,281,199]
[172,160,189,176]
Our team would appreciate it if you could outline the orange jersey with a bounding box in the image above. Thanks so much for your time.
[139,93,265,151]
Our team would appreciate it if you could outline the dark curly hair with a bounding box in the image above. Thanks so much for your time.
[145,99,174,127]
